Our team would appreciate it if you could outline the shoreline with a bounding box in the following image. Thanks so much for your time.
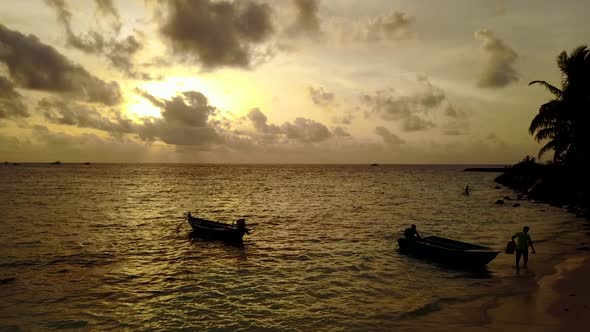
[481,253,590,331]
[414,248,590,332]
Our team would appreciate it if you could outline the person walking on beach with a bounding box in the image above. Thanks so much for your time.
[512,226,536,270]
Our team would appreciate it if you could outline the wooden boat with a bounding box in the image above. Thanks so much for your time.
[397,236,499,267]
[187,213,250,243]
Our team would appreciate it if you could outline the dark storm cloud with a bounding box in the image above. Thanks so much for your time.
[475,29,518,88]
[374,126,404,145]
[38,98,135,136]
[0,24,122,105]
[308,86,334,106]
[157,0,274,69]
[365,11,414,42]
[245,108,334,143]
[135,89,222,147]
[287,0,321,37]
[0,76,29,119]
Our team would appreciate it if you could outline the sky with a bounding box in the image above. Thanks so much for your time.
[0,0,588,164]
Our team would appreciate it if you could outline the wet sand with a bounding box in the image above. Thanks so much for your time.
[414,253,590,332]
[470,254,590,332]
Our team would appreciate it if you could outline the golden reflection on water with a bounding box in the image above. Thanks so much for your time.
[0,164,582,330]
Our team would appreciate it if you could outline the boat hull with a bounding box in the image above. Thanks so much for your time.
[397,236,499,267]
[188,216,249,243]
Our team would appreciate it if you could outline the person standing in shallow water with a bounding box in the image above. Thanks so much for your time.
[404,224,421,241]
[512,226,536,270]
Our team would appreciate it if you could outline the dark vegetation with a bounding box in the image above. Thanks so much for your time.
[495,46,590,216]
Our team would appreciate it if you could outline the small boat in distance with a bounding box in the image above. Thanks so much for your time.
[186,212,250,243]
[397,236,499,267]
[51,161,62,165]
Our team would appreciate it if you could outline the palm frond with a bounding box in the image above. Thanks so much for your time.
[528,80,563,97]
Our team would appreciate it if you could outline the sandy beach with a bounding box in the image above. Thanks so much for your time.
[412,249,590,332]
[461,253,590,332]
[481,253,590,332]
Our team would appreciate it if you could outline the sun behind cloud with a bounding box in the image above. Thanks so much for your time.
[125,75,264,119]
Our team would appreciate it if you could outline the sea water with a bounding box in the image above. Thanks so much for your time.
[0,164,585,331]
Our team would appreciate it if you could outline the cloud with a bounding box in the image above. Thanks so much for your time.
[245,108,334,143]
[136,89,215,127]
[0,76,29,119]
[26,125,152,162]
[95,0,121,31]
[330,11,415,44]
[361,76,463,132]
[364,11,414,42]
[362,78,446,132]
[332,126,351,137]
[308,86,334,106]
[247,108,281,134]
[485,132,507,147]
[281,117,332,142]
[157,0,274,69]
[0,24,122,105]
[44,0,150,78]
[286,0,321,37]
[444,105,466,118]
[402,115,435,132]
[441,119,470,136]
[375,126,404,145]
[45,0,104,53]
[135,89,222,147]
[34,88,223,148]
[475,29,518,88]
[38,98,135,137]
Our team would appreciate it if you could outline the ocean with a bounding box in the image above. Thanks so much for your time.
[0,164,585,331]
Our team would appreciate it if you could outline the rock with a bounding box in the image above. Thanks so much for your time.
[495,200,505,204]
[517,194,524,200]
[576,246,590,251]
[513,203,521,207]
[495,186,501,189]
[503,196,512,200]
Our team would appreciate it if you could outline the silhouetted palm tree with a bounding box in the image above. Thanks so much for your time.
[529,46,590,167]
